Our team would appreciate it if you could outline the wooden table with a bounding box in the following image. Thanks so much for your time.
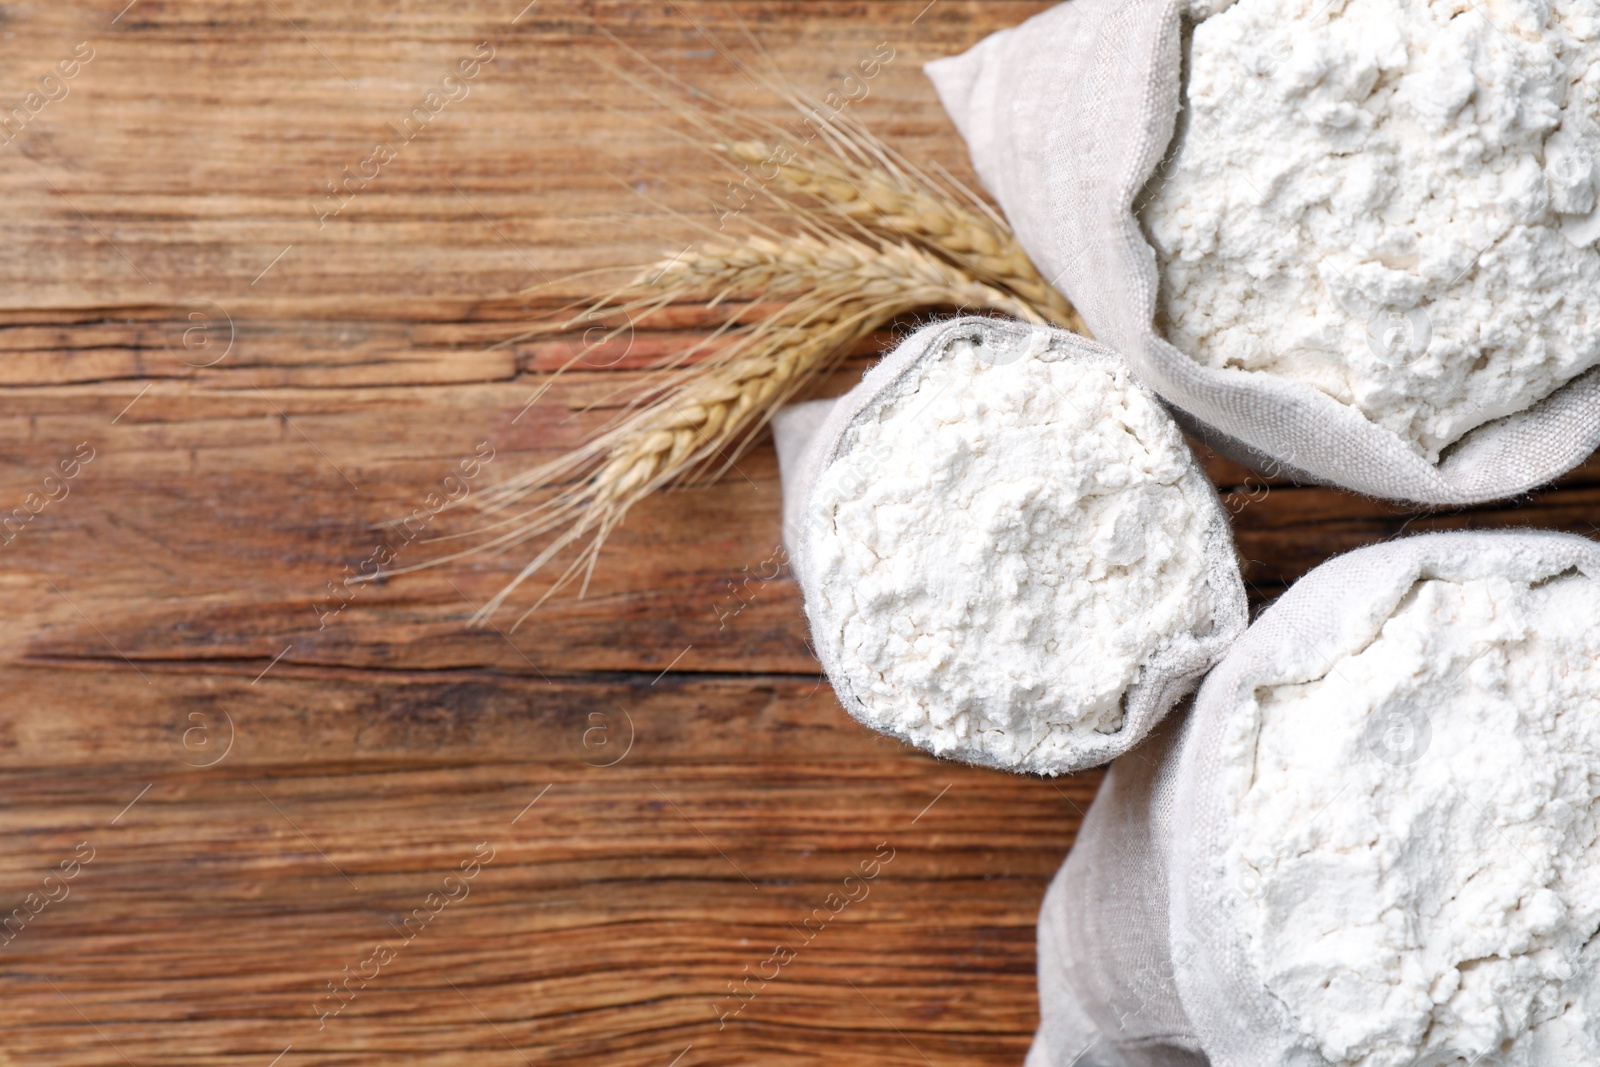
[2,3,1596,1064]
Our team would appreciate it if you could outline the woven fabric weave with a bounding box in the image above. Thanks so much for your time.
[1029,530,1600,1066]
[772,315,1246,776]
[924,2,1600,504]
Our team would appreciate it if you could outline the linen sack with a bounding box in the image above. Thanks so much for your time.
[1029,529,1600,1066]
[923,2,1600,506]
[771,314,1247,776]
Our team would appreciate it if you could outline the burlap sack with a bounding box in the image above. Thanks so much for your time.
[1030,530,1600,1066]
[771,315,1247,776]
[1029,713,1205,1067]
[924,2,1600,505]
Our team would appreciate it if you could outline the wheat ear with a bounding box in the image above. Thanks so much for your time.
[421,235,1042,628]
[587,44,1085,333]
[720,140,1085,334]
[403,41,1088,624]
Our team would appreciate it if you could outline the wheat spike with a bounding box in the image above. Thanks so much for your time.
[396,44,1088,624]
[719,141,1086,334]
[417,236,1042,628]
[478,228,1045,508]
[588,238,1045,497]
[586,27,1083,331]
[641,229,1047,319]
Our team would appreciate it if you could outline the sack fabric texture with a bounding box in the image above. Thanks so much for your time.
[1028,530,1600,1067]
[923,1,1600,506]
[771,315,1247,776]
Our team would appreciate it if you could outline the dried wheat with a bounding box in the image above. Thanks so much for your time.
[424,236,1040,627]
[720,140,1084,333]
[411,51,1088,625]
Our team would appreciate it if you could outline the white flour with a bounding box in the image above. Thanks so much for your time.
[1143,0,1600,463]
[806,333,1219,770]
[1229,566,1600,1066]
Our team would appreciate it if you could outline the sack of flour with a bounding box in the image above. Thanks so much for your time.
[925,0,1600,505]
[771,315,1246,776]
[1032,529,1600,1066]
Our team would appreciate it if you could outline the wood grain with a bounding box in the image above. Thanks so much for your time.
[1,2,1597,1065]
[0,4,1095,1065]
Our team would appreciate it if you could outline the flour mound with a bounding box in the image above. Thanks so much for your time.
[1143,0,1600,463]
[807,332,1220,772]
[1230,568,1600,1066]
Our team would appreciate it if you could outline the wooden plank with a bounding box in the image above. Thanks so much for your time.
[0,666,1096,1066]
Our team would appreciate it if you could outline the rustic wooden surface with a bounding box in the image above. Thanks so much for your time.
[1,2,1598,1065]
